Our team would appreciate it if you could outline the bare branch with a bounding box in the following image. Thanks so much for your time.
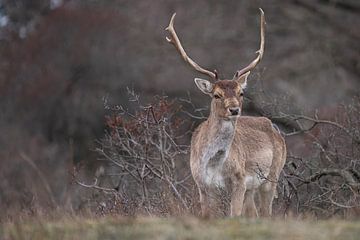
[19,152,57,207]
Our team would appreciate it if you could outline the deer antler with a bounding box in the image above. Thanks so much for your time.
[165,13,217,80]
[233,8,265,79]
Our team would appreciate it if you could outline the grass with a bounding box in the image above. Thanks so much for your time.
[2,216,360,240]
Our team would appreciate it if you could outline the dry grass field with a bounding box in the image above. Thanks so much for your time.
[2,217,360,240]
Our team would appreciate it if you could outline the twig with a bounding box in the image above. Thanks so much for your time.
[19,152,57,207]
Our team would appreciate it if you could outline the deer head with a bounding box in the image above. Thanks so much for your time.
[165,9,265,120]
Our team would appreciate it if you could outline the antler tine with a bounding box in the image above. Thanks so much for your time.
[234,8,265,79]
[166,13,217,80]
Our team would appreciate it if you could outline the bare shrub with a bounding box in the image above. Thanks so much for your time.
[276,98,360,218]
[75,89,360,218]
[74,90,200,216]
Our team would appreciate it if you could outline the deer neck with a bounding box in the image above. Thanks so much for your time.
[207,115,236,143]
[205,115,236,156]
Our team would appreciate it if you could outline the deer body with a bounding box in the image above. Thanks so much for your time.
[165,9,286,217]
[191,114,286,217]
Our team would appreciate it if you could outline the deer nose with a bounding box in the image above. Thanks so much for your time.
[228,107,240,116]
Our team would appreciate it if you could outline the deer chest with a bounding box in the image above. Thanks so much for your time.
[203,149,228,188]
[194,120,235,188]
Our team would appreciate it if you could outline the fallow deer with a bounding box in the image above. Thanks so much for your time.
[165,9,286,217]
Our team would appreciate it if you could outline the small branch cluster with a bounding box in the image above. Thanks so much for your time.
[276,99,360,218]
[74,90,199,215]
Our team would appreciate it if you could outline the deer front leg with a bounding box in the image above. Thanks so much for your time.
[230,176,246,217]
[199,187,219,218]
[199,187,210,218]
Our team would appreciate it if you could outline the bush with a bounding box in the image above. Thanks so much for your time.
[75,91,360,218]
[74,90,200,216]
[277,98,360,218]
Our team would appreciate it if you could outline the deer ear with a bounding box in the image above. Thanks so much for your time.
[234,71,250,89]
[194,78,213,95]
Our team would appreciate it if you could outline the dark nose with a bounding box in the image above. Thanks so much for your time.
[228,107,240,116]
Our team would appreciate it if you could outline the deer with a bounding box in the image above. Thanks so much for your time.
[165,9,286,218]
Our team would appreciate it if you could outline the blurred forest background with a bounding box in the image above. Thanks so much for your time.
[0,0,359,218]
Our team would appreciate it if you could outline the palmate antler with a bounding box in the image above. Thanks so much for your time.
[165,13,217,80]
[165,9,266,81]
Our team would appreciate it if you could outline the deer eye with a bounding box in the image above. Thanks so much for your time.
[214,94,222,99]
[239,92,244,97]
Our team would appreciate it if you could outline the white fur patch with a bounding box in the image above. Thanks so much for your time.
[194,78,213,95]
[245,175,265,189]
[200,120,235,188]
[204,167,225,187]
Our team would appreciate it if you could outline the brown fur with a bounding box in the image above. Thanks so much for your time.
[190,79,286,218]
